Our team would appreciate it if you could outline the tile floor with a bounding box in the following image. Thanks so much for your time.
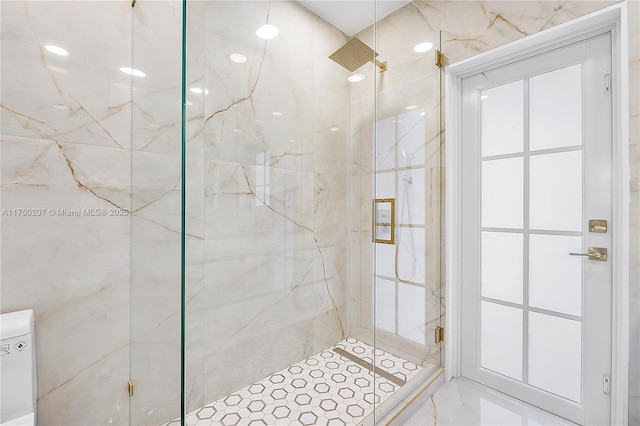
[403,377,577,426]
[166,338,423,425]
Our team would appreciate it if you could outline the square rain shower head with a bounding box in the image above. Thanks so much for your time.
[329,37,379,72]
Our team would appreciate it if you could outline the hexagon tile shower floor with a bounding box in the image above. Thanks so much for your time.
[165,338,423,425]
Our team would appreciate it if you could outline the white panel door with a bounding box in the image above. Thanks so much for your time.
[460,33,613,425]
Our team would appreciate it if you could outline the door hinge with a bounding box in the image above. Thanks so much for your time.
[435,326,445,343]
[603,373,611,394]
[435,50,445,68]
[128,379,134,397]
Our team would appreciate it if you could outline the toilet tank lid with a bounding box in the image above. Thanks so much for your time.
[0,310,34,339]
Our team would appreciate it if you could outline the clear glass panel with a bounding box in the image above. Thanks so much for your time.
[529,234,583,316]
[530,64,582,151]
[375,278,396,333]
[481,232,523,304]
[368,2,442,416]
[529,312,582,402]
[481,80,524,157]
[482,158,524,229]
[398,284,426,345]
[481,301,523,380]
[529,151,582,232]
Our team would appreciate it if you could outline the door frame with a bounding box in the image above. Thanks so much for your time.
[444,3,630,425]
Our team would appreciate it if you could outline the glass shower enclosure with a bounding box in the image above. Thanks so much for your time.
[174,0,444,424]
[0,0,442,424]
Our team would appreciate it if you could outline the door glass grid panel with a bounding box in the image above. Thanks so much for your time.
[480,301,523,381]
[481,231,523,304]
[529,312,582,402]
[481,157,524,229]
[529,234,582,316]
[479,68,584,403]
[481,80,524,157]
[529,64,583,151]
[529,151,583,232]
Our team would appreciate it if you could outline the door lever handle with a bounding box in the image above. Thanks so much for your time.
[569,247,607,261]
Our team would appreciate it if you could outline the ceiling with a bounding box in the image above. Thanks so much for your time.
[297,0,411,36]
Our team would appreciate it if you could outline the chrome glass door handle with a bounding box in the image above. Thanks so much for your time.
[569,247,607,261]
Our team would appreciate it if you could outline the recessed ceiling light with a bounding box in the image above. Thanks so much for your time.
[272,111,283,116]
[256,24,279,40]
[45,44,68,56]
[52,104,67,110]
[229,53,247,63]
[120,67,146,77]
[420,112,426,117]
[330,127,339,132]
[405,105,418,110]
[348,74,365,83]
[190,87,209,95]
[47,65,68,74]
[414,42,433,53]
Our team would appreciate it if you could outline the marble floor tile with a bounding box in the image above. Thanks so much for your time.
[403,377,577,426]
[163,338,422,425]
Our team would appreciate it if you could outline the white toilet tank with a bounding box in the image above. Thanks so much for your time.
[0,310,37,425]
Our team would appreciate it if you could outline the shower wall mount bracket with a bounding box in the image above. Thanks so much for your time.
[435,50,445,68]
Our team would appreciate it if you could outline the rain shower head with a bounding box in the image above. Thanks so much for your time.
[329,37,387,73]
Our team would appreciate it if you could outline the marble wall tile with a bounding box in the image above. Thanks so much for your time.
[1,1,133,149]
[132,0,183,157]
[1,135,131,424]
[442,1,614,63]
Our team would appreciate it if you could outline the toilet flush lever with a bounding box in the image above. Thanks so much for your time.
[569,247,607,261]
